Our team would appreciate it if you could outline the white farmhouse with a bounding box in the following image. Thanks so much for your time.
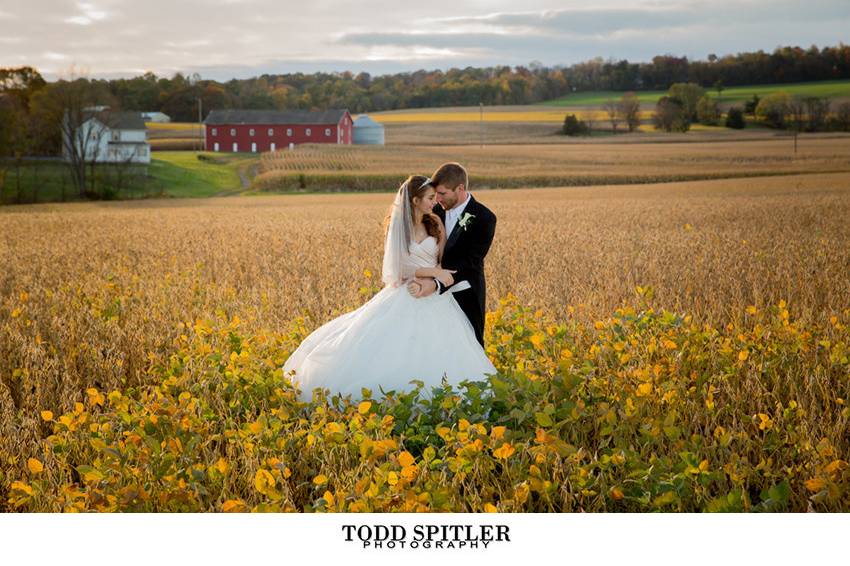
[63,109,151,164]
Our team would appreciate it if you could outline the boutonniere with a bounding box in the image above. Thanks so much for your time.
[458,212,475,231]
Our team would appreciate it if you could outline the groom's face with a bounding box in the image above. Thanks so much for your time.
[435,184,460,210]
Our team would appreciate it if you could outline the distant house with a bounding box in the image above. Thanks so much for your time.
[141,111,171,123]
[62,108,150,164]
[203,109,353,153]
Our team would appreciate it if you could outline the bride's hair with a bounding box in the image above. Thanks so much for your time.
[383,175,442,241]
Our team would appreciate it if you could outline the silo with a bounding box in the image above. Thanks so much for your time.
[352,114,385,145]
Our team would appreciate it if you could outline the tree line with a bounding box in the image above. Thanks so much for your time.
[4,43,848,124]
[562,83,850,137]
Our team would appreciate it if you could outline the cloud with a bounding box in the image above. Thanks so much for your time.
[65,2,109,26]
[3,0,849,79]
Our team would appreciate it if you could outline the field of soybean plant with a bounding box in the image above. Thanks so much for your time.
[1,172,848,512]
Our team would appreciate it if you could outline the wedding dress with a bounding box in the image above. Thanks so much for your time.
[282,179,497,403]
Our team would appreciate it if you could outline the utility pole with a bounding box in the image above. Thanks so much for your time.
[197,97,203,152]
[479,102,484,149]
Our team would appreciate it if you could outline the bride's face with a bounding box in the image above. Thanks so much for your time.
[413,188,437,215]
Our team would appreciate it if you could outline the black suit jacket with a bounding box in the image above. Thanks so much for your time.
[432,195,497,347]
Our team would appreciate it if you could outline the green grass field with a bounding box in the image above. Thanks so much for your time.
[542,79,850,107]
[0,152,255,204]
[148,152,252,198]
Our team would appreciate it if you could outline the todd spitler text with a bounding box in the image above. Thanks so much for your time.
[342,524,512,549]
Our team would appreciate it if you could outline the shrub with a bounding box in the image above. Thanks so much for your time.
[562,114,590,136]
[725,107,746,129]
[756,92,791,129]
[697,95,720,125]
[668,83,706,122]
[653,96,690,133]
[744,94,761,115]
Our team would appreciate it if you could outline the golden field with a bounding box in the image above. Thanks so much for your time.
[1,172,849,511]
[363,110,654,123]
[254,137,850,191]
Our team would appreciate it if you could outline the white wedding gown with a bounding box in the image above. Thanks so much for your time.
[283,235,497,402]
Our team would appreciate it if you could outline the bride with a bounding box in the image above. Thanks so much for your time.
[283,174,497,402]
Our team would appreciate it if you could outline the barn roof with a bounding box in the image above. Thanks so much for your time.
[84,109,146,130]
[204,109,349,125]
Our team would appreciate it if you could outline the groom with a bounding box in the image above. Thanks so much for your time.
[409,162,497,347]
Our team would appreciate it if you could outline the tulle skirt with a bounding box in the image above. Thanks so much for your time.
[283,284,497,402]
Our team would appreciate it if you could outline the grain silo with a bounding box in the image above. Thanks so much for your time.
[352,114,385,145]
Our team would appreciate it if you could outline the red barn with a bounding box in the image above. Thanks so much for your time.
[203,109,352,153]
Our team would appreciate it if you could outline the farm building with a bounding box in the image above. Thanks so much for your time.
[352,114,385,145]
[62,108,150,164]
[203,109,353,153]
[141,111,171,123]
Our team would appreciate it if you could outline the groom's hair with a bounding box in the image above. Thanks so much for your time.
[431,162,468,191]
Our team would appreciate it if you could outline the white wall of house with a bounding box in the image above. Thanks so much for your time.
[63,118,151,164]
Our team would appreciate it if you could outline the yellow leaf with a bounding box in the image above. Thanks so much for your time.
[214,458,228,475]
[387,471,399,486]
[10,481,34,496]
[825,460,847,475]
[530,332,545,348]
[398,451,415,468]
[738,349,749,361]
[484,503,498,513]
[222,499,247,513]
[40,410,53,421]
[313,474,328,486]
[27,458,44,474]
[490,426,507,441]
[805,477,826,492]
[254,469,276,495]
[662,339,677,350]
[493,442,515,460]
[636,382,653,397]
[357,401,372,414]
[401,465,418,480]
[323,490,335,507]
[610,487,624,500]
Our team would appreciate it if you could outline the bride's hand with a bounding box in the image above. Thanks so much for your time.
[436,269,456,287]
[406,278,422,296]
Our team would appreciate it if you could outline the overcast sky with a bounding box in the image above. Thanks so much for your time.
[1,0,848,80]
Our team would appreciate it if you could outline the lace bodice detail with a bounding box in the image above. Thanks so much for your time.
[401,236,438,280]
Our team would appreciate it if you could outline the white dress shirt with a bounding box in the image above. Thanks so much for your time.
[444,192,471,236]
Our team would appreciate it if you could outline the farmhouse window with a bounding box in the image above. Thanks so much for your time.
[306,128,311,136]
[230,128,236,136]
[268,128,273,135]
[212,128,217,136]
[249,128,255,136]
[325,128,331,136]
[286,128,292,136]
